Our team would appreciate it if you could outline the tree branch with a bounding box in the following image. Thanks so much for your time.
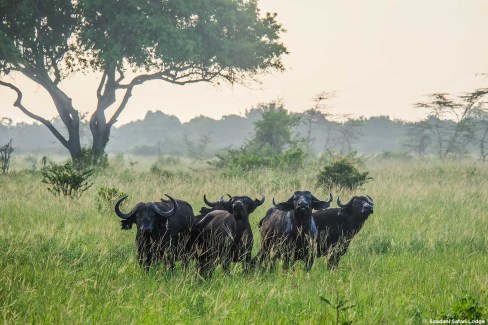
[97,70,107,100]
[0,80,69,147]
[106,84,135,127]
[105,65,226,127]
[115,66,125,84]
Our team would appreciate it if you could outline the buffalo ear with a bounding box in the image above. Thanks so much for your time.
[273,197,294,211]
[121,219,134,230]
[312,200,330,210]
[248,195,266,214]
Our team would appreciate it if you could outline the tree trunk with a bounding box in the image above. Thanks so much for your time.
[43,82,83,167]
[90,67,117,166]
[90,115,111,166]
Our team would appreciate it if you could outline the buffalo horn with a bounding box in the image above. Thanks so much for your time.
[203,194,219,207]
[115,196,134,219]
[366,195,374,205]
[272,198,279,208]
[256,194,265,206]
[156,194,178,217]
[314,193,332,204]
[326,193,333,203]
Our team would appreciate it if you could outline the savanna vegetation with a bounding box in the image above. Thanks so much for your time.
[1,155,487,324]
[1,1,487,324]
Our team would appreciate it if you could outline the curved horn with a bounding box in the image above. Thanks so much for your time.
[115,196,134,219]
[326,193,333,204]
[203,194,219,207]
[219,195,227,204]
[272,197,279,208]
[366,195,374,205]
[156,194,178,217]
[256,194,265,206]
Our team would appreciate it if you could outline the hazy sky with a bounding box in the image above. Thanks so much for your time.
[1,0,488,125]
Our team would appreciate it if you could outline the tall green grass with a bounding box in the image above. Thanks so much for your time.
[0,160,487,324]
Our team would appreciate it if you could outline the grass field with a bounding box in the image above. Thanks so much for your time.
[1,158,487,324]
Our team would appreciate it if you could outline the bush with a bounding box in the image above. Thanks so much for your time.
[41,162,93,199]
[443,296,486,321]
[96,186,128,214]
[218,147,305,175]
[76,146,109,170]
[316,158,372,192]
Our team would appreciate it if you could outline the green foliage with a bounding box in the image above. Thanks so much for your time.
[1,0,287,167]
[96,186,127,214]
[246,102,301,155]
[316,158,372,192]
[216,147,305,175]
[320,290,355,325]
[78,146,108,170]
[319,150,365,167]
[443,296,486,321]
[41,162,93,199]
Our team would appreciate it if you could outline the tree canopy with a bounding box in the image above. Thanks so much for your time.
[246,101,300,155]
[0,0,287,166]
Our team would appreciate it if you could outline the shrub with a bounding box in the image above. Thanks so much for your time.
[222,148,305,175]
[443,296,486,321]
[77,146,109,170]
[41,162,93,199]
[316,158,372,192]
[96,186,128,214]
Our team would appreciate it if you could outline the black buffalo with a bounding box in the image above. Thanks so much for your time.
[115,195,195,269]
[196,194,233,218]
[313,195,374,269]
[193,195,265,276]
[257,191,332,270]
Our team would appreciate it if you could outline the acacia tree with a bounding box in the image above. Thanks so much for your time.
[415,89,488,159]
[301,91,334,150]
[472,103,488,161]
[0,0,287,166]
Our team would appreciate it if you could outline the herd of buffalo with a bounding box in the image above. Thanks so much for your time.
[114,191,374,276]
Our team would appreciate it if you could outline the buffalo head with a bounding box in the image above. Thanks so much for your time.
[273,191,332,215]
[115,195,178,237]
[337,195,374,218]
[219,194,265,219]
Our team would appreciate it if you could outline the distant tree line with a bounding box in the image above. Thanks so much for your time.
[3,96,488,160]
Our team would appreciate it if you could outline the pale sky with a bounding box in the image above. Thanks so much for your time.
[1,0,488,125]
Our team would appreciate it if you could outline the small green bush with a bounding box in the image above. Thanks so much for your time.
[41,162,93,199]
[215,147,305,176]
[96,186,128,214]
[443,296,486,321]
[316,158,372,192]
[78,146,108,170]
